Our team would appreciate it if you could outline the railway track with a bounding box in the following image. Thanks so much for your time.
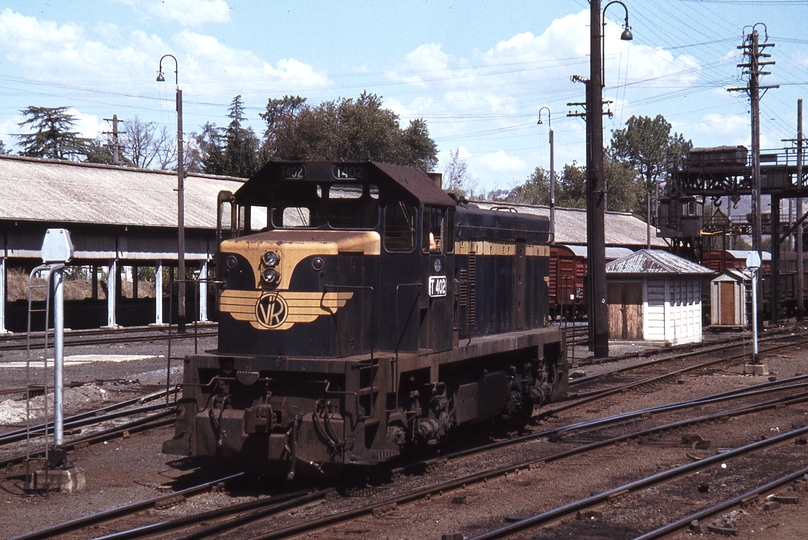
[23,351,808,539]
[551,328,808,414]
[0,386,178,469]
[468,424,808,539]
[6,326,808,539]
[0,323,217,352]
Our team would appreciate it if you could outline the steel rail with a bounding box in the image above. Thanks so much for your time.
[0,386,178,446]
[420,373,808,468]
[410,385,808,472]
[467,424,808,539]
[0,410,174,469]
[0,325,217,352]
[10,472,244,540]
[543,333,808,417]
[634,465,808,540]
[569,329,797,386]
[93,488,331,540]
[249,390,808,540]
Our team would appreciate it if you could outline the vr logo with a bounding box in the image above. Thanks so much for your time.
[255,292,289,329]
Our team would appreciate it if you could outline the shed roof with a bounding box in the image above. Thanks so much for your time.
[606,249,715,276]
[726,249,772,262]
[0,155,245,229]
[559,245,634,260]
[712,269,750,282]
[474,201,665,248]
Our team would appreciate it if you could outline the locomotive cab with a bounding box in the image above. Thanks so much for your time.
[163,161,567,479]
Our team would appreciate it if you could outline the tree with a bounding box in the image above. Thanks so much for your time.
[83,136,116,165]
[608,114,692,232]
[505,167,550,205]
[197,95,260,177]
[399,118,438,172]
[556,162,587,209]
[505,162,586,208]
[222,95,260,177]
[0,140,7,154]
[444,148,478,199]
[604,156,643,214]
[122,117,174,169]
[15,106,92,160]
[259,92,438,172]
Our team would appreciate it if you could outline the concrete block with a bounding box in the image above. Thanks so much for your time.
[576,510,602,521]
[34,467,86,493]
[763,501,780,511]
[706,522,738,536]
[744,364,769,376]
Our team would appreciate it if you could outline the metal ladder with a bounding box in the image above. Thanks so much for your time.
[23,265,56,493]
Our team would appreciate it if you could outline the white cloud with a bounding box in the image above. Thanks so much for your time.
[73,109,105,140]
[116,0,231,27]
[478,150,526,173]
[689,113,750,147]
[386,43,453,88]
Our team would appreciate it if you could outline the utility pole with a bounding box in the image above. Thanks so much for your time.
[728,25,777,323]
[538,107,555,244]
[589,0,608,358]
[798,99,804,320]
[103,114,123,165]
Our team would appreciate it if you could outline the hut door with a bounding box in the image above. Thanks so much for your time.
[608,282,643,340]
[720,281,735,326]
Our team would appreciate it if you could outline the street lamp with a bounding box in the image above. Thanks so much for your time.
[156,54,186,332]
[538,107,555,244]
[586,0,633,358]
[602,0,634,89]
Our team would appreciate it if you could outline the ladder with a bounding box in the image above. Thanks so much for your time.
[23,265,56,493]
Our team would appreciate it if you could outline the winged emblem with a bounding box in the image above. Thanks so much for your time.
[220,289,354,330]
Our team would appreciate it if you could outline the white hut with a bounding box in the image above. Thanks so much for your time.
[606,250,715,345]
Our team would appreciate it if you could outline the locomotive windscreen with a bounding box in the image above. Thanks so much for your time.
[244,181,381,231]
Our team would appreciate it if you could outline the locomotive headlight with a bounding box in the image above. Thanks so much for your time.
[261,267,280,285]
[262,251,279,267]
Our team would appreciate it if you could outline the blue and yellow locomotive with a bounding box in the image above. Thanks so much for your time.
[163,161,568,479]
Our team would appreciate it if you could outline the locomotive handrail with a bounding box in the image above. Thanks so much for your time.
[394,282,422,407]
[166,277,225,405]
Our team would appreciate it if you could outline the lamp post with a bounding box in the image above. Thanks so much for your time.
[538,107,555,244]
[156,54,186,332]
[587,0,633,357]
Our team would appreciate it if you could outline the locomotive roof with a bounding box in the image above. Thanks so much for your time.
[239,161,456,207]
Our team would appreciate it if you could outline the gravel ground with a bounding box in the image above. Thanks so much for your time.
[1,326,808,539]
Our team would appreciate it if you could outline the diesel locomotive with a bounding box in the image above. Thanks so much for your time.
[162,161,568,479]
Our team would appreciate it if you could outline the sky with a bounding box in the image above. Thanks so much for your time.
[0,0,807,194]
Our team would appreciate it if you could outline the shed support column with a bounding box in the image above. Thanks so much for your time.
[199,259,209,322]
[154,260,164,325]
[92,265,98,300]
[106,259,119,328]
[0,256,8,334]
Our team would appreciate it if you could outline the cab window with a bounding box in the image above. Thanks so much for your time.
[384,202,417,252]
[422,206,452,254]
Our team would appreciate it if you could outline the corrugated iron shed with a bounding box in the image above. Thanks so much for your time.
[0,155,244,229]
[561,245,634,260]
[606,249,715,276]
[474,201,666,248]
